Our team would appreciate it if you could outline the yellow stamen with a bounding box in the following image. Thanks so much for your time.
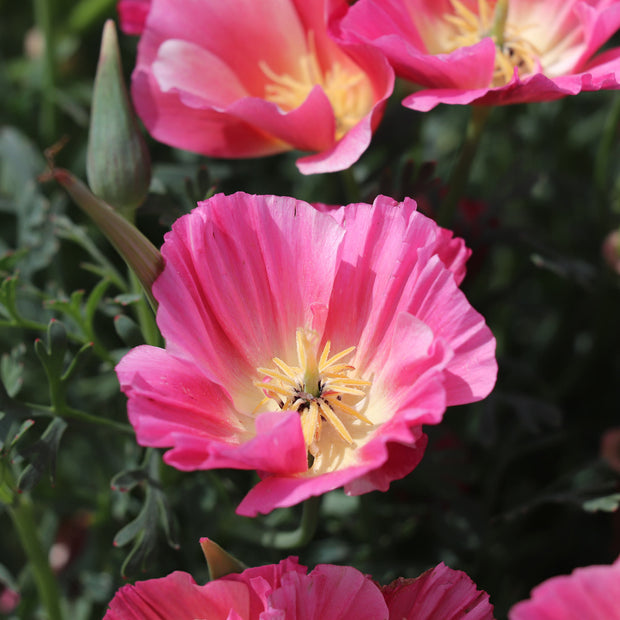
[259,32,372,140]
[254,328,373,457]
[443,0,540,87]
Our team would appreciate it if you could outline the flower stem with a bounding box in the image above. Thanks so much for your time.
[437,105,491,227]
[340,168,362,203]
[261,495,322,549]
[33,0,57,143]
[129,269,161,347]
[8,495,63,620]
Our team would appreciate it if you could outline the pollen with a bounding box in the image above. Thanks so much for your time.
[443,0,540,86]
[259,32,372,140]
[254,328,372,458]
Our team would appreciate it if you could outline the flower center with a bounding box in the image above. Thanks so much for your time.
[259,32,371,140]
[443,0,539,86]
[254,328,372,458]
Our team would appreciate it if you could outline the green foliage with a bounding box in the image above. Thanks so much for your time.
[1,1,620,618]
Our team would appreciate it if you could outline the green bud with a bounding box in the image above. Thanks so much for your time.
[53,168,162,309]
[87,19,150,220]
[199,538,246,581]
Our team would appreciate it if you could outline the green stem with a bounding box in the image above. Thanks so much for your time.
[8,495,63,620]
[437,105,491,228]
[26,402,135,435]
[33,0,57,143]
[129,269,161,346]
[260,496,322,549]
[340,168,362,204]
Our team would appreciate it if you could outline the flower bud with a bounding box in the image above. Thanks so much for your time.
[53,168,162,308]
[199,538,246,581]
[87,19,150,220]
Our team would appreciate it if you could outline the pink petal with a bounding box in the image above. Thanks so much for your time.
[382,563,495,620]
[103,571,251,619]
[509,557,620,620]
[267,565,388,619]
[117,0,150,35]
[154,193,343,393]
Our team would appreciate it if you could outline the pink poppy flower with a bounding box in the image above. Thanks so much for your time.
[509,556,620,619]
[117,0,150,35]
[382,562,495,619]
[104,554,495,619]
[104,557,388,619]
[128,0,393,174]
[116,192,497,516]
[334,0,620,111]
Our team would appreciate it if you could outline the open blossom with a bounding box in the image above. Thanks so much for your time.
[509,556,620,619]
[104,556,495,619]
[127,0,393,174]
[116,192,497,516]
[334,0,620,111]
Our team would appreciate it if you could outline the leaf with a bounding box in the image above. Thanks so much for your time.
[1,344,25,398]
[17,417,68,492]
[113,314,143,348]
[582,493,620,513]
[0,127,59,277]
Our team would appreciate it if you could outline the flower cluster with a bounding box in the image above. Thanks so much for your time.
[116,192,496,516]
[120,0,620,166]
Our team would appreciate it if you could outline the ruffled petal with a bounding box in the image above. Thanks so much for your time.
[382,563,495,620]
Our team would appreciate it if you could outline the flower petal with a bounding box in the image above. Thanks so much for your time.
[382,563,495,620]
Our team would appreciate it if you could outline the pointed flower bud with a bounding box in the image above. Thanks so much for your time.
[53,168,162,308]
[199,538,245,581]
[87,19,150,220]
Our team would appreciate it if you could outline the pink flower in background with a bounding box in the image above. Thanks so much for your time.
[104,555,494,619]
[117,0,150,35]
[382,562,495,619]
[116,192,497,516]
[335,0,620,111]
[509,556,620,619]
[128,0,393,174]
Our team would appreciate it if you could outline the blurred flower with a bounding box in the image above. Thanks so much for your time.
[509,556,620,619]
[104,554,494,619]
[601,427,620,473]
[116,192,497,516]
[127,0,393,174]
[335,0,620,111]
[0,584,19,615]
[603,229,620,275]
[117,0,150,35]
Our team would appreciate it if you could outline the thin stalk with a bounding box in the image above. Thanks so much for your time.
[8,495,63,620]
[340,168,362,204]
[33,0,57,143]
[26,402,135,435]
[129,269,161,346]
[437,105,491,227]
[260,495,321,549]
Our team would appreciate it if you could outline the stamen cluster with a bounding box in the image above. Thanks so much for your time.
[444,0,539,86]
[255,329,372,459]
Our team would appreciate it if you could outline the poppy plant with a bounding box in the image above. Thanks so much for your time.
[116,192,497,516]
[126,0,393,173]
[104,555,495,619]
[334,0,620,111]
[509,556,620,619]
